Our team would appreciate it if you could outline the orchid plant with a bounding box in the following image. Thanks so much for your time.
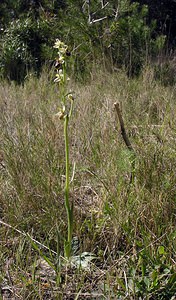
[54,39,74,259]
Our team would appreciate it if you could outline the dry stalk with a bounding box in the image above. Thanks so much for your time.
[114,102,136,184]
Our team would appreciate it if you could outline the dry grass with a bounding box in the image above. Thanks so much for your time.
[0,67,176,299]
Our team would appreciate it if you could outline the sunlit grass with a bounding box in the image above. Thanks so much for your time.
[0,66,175,298]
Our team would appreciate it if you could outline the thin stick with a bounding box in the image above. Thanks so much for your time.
[114,102,134,152]
[114,102,136,183]
[0,219,57,255]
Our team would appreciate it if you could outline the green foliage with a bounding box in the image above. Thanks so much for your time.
[120,246,176,299]
[135,0,176,46]
[0,19,33,83]
[0,0,167,83]
[0,16,58,83]
[109,2,161,75]
[0,1,64,83]
[58,1,102,80]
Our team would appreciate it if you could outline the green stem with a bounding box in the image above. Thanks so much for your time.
[64,114,73,258]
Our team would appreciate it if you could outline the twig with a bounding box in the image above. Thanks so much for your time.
[85,0,109,24]
[89,16,108,24]
[0,219,57,255]
[114,102,136,184]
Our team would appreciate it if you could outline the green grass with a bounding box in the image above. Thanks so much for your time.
[0,66,175,299]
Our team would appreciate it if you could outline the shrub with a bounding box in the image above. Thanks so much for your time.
[0,16,57,83]
[108,2,165,76]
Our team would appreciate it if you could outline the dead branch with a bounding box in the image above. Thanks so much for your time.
[89,15,108,24]
[84,0,110,24]
[114,102,134,152]
[114,102,136,184]
[101,1,109,9]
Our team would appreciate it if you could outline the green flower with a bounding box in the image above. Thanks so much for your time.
[54,69,64,83]
[54,39,65,49]
[54,111,65,120]
[54,39,68,57]
[67,94,74,101]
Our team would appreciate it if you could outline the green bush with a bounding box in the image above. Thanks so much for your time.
[0,16,57,83]
[0,1,166,83]
[108,2,164,76]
